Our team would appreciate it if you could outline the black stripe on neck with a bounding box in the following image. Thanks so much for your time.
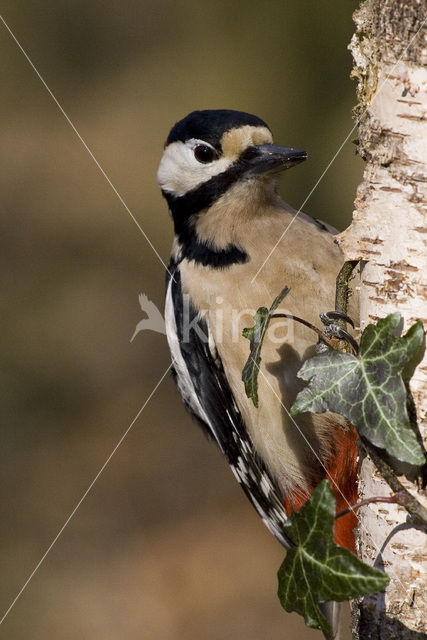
[163,158,247,220]
[180,236,248,268]
[163,160,250,268]
[170,214,248,268]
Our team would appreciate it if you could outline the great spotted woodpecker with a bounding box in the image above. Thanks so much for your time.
[158,110,358,634]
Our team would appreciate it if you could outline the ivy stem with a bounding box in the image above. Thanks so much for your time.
[335,259,360,353]
[335,259,360,321]
[271,313,338,350]
[335,492,405,520]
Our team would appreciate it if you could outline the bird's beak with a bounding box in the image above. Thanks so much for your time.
[243,144,307,176]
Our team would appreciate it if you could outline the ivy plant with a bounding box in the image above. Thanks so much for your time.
[242,284,426,635]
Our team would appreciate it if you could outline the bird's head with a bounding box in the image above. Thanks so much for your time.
[157,110,306,208]
[157,110,307,265]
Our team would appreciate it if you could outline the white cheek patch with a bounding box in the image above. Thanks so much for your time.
[157,139,235,197]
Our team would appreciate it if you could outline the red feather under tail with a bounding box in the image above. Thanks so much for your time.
[284,426,359,552]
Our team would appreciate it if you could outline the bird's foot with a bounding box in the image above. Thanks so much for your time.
[319,310,354,329]
[317,311,359,355]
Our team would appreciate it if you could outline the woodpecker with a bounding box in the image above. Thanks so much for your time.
[158,110,358,629]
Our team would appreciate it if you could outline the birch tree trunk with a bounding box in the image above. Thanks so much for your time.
[338,1,427,638]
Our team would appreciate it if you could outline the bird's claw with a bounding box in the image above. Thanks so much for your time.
[319,310,355,329]
[317,311,359,354]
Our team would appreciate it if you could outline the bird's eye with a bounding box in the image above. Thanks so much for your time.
[194,144,217,164]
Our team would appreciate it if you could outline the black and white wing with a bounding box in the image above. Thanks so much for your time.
[165,258,293,549]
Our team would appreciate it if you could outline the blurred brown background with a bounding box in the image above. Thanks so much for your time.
[0,2,361,638]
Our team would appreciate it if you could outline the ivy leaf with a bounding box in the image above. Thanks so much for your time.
[278,480,389,635]
[242,286,289,407]
[291,314,425,466]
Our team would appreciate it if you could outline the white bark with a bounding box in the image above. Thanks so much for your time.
[338,1,427,637]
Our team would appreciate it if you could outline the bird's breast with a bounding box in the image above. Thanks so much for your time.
[178,210,350,497]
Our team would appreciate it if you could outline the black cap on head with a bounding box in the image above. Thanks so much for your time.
[166,109,270,149]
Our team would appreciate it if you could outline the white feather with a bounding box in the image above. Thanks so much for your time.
[157,139,235,196]
[165,276,210,425]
